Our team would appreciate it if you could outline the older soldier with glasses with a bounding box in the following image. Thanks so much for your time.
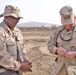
[48,6,76,75]
[0,5,32,75]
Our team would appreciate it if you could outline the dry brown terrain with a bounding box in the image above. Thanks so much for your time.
[19,27,57,75]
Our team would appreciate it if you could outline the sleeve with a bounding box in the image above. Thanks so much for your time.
[0,29,22,71]
[21,43,29,61]
[47,30,58,54]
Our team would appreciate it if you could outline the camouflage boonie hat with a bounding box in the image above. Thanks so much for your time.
[60,6,75,25]
[0,5,22,18]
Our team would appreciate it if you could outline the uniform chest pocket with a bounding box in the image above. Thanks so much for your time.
[71,46,76,52]
[71,40,76,52]
[6,41,16,50]
[6,41,15,46]
[6,41,17,55]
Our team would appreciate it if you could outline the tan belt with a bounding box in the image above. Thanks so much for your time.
[0,68,6,73]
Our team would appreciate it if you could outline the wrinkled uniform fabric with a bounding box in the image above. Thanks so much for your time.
[47,26,76,75]
[0,21,28,75]
[0,70,18,75]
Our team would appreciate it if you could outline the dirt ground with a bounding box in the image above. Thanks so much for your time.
[19,27,57,75]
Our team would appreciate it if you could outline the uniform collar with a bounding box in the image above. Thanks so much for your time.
[62,26,75,34]
[64,29,72,34]
[0,21,13,35]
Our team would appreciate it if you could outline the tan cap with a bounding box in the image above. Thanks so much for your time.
[60,6,75,25]
[0,5,22,18]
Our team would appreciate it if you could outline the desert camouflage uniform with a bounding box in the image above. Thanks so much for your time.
[48,26,76,75]
[0,21,28,75]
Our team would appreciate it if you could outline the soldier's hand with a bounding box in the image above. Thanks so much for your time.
[20,61,32,72]
[64,51,76,59]
[57,47,66,57]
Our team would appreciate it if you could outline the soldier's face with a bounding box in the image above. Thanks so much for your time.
[64,23,75,31]
[4,16,20,30]
[63,17,76,31]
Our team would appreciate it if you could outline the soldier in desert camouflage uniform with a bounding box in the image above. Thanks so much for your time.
[0,5,32,75]
[48,6,76,75]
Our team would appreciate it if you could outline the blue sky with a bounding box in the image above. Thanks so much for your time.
[0,0,76,26]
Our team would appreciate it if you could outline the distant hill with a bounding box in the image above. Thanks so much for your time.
[17,21,58,27]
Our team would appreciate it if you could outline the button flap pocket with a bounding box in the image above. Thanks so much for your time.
[6,41,15,46]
